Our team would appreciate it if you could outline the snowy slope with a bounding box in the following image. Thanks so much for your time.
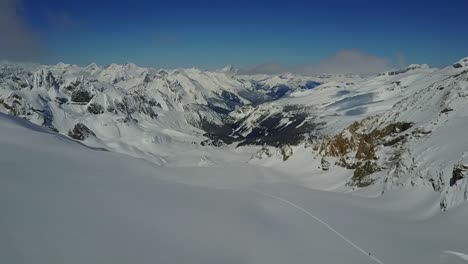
[231,63,436,137]
[2,112,468,264]
[0,61,326,166]
[2,58,468,211]
[245,60,468,209]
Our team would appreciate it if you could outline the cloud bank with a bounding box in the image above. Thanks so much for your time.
[0,0,42,61]
[241,50,391,75]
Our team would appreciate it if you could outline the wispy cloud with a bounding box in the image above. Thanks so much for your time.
[241,50,393,75]
[0,0,43,61]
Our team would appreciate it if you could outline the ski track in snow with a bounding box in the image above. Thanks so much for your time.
[253,190,386,264]
[444,251,468,262]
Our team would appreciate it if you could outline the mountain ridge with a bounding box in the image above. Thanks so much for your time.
[1,57,468,209]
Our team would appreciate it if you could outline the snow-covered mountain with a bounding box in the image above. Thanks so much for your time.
[247,59,468,209]
[0,61,332,164]
[1,58,468,210]
[3,111,468,264]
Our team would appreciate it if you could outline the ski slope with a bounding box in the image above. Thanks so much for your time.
[2,113,468,264]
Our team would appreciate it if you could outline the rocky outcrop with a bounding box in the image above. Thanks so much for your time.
[451,162,467,186]
[68,123,96,141]
[1,94,28,116]
[251,145,293,161]
[319,120,413,186]
[71,90,93,103]
[440,154,468,210]
[35,70,60,91]
[113,95,157,119]
[65,80,81,91]
[87,103,105,114]
[320,157,330,171]
[279,145,293,161]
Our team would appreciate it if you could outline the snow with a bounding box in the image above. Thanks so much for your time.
[2,59,468,207]
[2,111,468,263]
[2,57,468,262]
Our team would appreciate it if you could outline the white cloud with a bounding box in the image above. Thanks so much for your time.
[0,0,43,61]
[240,63,287,75]
[241,50,392,75]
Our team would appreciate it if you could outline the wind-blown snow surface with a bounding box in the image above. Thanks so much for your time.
[2,113,468,264]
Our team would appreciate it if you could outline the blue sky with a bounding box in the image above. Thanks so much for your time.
[2,0,468,71]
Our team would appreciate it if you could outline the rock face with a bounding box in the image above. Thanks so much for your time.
[0,93,57,132]
[113,95,157,119]
[71,90,93,103]
[251,145,293,161]
[228,104,323,147]
[68,123,96,141]
[320,157,330,171]
[318,120,413,186]
[441,153,468,210]
[279,145,293,161]
[1,93,29,116]
[87,103,105,114]
[451,163,467,186]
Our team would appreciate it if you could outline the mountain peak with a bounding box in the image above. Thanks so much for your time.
[452,57,468,68]
[85,62,99,70]
[219,64,238,74]
[124,62,139,69]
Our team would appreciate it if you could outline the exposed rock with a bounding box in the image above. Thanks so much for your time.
[143,74,152,83]
[1,94,31,117]
[107,104,116,113]
[117,116,139,124]
[321,157,330,171]
[71,90,93,103]
[65,80,81,91]
[200,139,224,147]
[353,161,380,186]
[87,103,105,114]
[430,176,444,192]
[320,120,413,186]
[68,123,95,141]
[35,70,60,91]
[55,97,68,105]
[440,153,468,210]
[451,163,467,186]
[148,99,161,107]
[383,135,405,146]
[279,145,293,161]
[114,95,157,119]
[220,90,243,109]
[252,146,273,159]
[441,108,454,114]
[304,81,320,89]
[44,71,60,91]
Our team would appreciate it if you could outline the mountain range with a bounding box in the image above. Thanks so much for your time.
[1,57,468,210]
